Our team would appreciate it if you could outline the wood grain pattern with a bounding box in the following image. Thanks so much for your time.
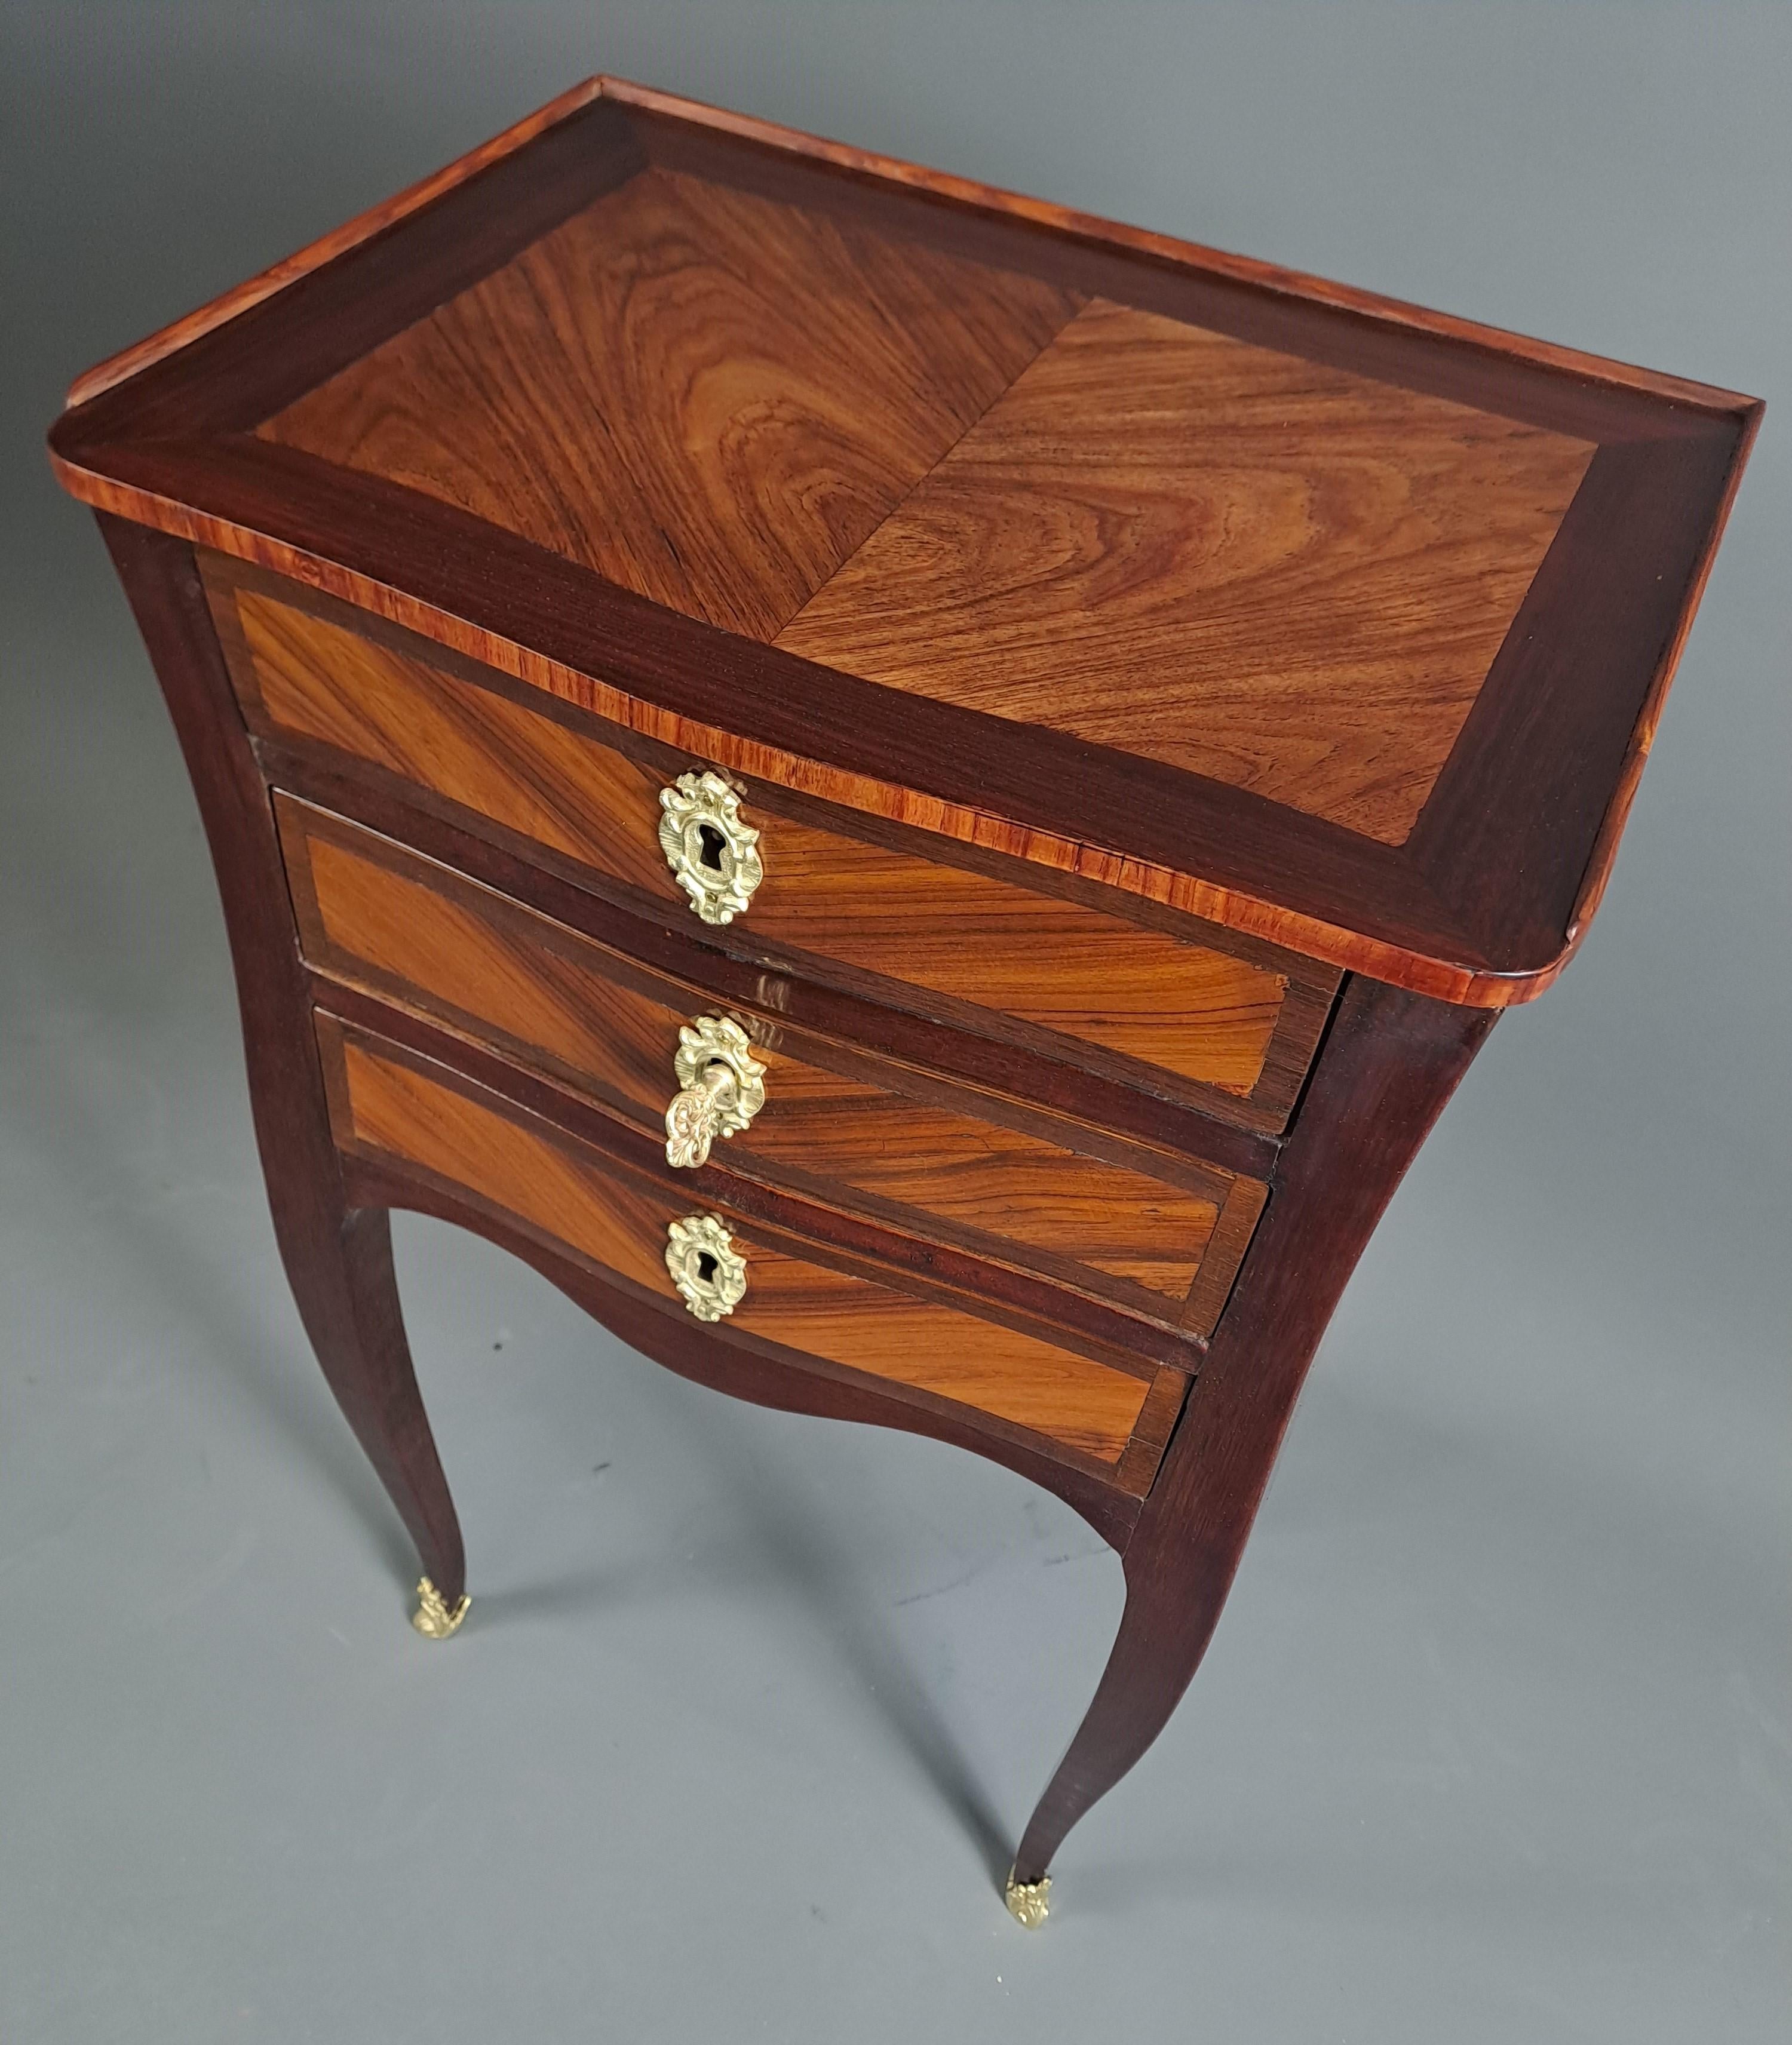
[738,818,1294,1103]
[341,1146,1148,1549]
[278,799,1262,1325]
[229,577,671,892]
[610,78,1755,427]
[265,167,1079,639]
[323,1020,1169,1467]
[311,972,1212,1378]
[778,299,1594,847]
[62,421,1744,1003]
[50,437,1500,996]
[264,736,1284,1185]
[228,577,1333,1122]
[51,84,1760,1004]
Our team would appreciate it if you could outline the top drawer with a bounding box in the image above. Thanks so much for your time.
[205,558,1337,1134]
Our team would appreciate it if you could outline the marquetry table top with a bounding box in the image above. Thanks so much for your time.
[51,76,1759,1005]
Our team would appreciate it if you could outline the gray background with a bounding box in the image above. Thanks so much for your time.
[3,4,1786,2039]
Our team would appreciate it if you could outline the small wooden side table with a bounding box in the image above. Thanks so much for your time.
[49,78,1759,1925]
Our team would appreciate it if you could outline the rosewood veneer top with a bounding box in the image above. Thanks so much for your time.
[50,76,1760,1003]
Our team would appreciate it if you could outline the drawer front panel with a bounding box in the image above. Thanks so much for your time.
[320,1020,1184,1482]
[280,798,1266,1334]
[217,568,1335,1129]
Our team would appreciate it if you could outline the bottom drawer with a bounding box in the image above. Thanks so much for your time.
[316,1017,1189,1493]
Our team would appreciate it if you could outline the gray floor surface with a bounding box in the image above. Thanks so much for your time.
[3,7,1787,2041]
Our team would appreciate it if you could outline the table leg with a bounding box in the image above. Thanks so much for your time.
[1008,977,1498,1914]
[287,1200,469,1631]
[102,513,468,1632]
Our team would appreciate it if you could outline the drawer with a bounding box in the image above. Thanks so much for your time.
[210,560,1337,1133]
[278,797,1267,1338]
[316,1016,1189,1491]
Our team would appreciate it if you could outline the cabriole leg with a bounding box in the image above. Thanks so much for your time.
[283,1200,469,1632]
[1004,977,1498,1918]
[1008,1524,1248,1906]
[102,514,468,1635]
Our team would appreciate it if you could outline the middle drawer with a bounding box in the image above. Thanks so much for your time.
[276,797,1266,1338]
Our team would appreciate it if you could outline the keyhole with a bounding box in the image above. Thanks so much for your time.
[695,1251,719,1284]
[696,824,726,872]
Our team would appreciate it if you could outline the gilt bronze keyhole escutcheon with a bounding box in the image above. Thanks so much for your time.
[664,1213,748,1322]
[658,771,763,925]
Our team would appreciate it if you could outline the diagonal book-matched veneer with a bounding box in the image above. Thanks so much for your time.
[50,76,1759,1926]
